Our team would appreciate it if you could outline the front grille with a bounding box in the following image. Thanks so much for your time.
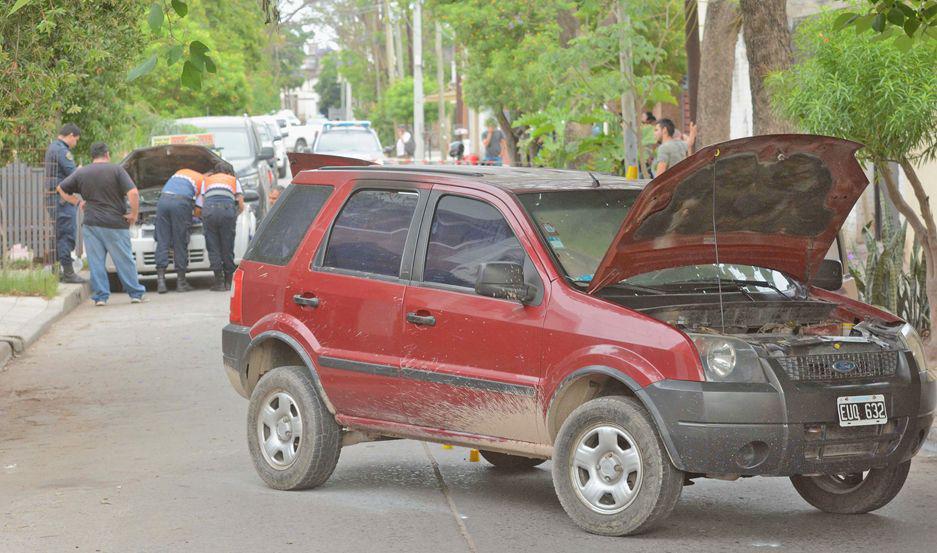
[776,351,899,381]
[803,418,906,462]
[142,249,206,266]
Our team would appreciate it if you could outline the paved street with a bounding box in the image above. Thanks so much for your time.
[1,283,936,553]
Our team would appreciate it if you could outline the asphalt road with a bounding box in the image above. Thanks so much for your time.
[2,281,936,553]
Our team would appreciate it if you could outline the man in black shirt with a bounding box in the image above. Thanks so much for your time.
[44,123,85,283]
[57,142,147,305]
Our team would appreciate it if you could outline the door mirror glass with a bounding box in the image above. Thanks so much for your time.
[260,145,276,159]
[810,259,843,291]
[476,262,535,303]
[242,189,260,203]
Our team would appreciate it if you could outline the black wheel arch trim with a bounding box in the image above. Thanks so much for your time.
[243,330,337,415]
[547,365,686,470]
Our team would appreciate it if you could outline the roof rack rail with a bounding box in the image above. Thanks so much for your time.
[316,165,485,177]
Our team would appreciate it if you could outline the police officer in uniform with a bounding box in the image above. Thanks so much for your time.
[199,161,244,291]
[44,123,85,283]
[154,168,204,293]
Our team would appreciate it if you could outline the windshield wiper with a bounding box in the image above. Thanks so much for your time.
[678,278,796,300]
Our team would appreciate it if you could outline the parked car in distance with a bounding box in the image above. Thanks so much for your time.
[175,115,276,216]
[276,109,326,154]
[311,121,384,164]
[253,115,289,178]
[222,137,935,536]
[110,145,256,285]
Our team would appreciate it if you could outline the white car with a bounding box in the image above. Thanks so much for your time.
[312,121,384,164]
[108,145,256,285]
[252,116,289,178]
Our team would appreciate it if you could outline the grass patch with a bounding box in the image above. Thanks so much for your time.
[0,265,59,298]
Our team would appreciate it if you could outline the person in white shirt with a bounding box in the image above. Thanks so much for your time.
[395,125,415,160]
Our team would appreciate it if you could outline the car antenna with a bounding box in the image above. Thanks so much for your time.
[711,148,726,332]
[588,172,600,187]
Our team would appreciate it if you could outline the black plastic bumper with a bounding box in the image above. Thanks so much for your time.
[645,353,936,476]
[222,324,252,398]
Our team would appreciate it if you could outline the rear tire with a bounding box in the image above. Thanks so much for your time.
[790,461,910,514]
[552,396,683,536]
[247,366,341,490]
[479,450,546,470]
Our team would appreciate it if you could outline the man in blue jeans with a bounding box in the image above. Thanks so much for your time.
[56,142,147,306]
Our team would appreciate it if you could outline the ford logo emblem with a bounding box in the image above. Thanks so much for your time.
[832,360,858,373]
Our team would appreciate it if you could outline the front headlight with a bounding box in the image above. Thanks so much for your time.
[240,171,260,190]
[690,334,765,382]
[899,324,934,382]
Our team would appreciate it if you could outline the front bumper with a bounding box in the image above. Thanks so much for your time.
[645,352,936,476]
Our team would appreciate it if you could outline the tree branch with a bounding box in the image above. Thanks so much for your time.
[879,161,930,251]
[899,157,937,243]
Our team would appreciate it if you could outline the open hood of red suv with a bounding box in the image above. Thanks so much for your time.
[587,135,869,294]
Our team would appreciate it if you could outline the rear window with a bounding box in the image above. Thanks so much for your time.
[322,189,419,277]
[244,185,333,265]
[314,130,381,154]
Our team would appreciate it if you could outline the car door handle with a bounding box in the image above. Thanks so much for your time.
[406,312,436,326]
[293,294,320,308]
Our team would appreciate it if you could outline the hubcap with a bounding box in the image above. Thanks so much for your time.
[570,425,643,514]
[257,391,303,470]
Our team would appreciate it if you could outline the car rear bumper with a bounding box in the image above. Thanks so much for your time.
[645,354,936,476]
[222,324,251,398]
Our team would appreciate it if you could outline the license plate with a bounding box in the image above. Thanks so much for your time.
[837,394,887,427]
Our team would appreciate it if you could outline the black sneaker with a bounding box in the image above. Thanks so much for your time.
[60,272,87,284]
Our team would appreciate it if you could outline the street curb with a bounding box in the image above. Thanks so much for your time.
[0,281,89,370]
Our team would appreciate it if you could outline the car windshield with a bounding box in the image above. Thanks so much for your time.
[200,127,253,159]
[315,130,381,154]
[518,189,640,282]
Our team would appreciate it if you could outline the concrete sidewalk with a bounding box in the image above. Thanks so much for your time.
[0,280,89,370]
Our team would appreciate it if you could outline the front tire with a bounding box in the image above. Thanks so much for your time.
[479,450,546,470]
[790,461,910,514]
[247,366,341,490]
[552,396,683,536]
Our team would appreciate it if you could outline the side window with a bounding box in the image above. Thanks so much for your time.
[244,185,333,265]
[322,189,419,277]
[423,196,525,288]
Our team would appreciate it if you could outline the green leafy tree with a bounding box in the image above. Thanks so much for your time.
[769,11,937,352]
[834,0,937,48]
[315,51,342,117]
[0,0,148,162]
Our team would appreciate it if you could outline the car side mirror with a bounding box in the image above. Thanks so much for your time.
[475,262,535,304]
[383,145,394,155]
[260,146,275,160]
[811,259,843,291]
[242,189,260,203]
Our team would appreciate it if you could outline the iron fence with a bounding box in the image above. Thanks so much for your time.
[0,157,57,266]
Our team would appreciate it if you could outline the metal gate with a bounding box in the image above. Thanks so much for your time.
[0,161,56,265]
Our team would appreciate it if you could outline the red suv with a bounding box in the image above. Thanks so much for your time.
[223,135,935,536]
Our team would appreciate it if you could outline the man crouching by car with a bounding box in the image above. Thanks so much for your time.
[155,167,205,293]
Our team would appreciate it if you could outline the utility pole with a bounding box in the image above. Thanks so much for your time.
[616,1,638,177]
[394,10,405,79]
[383,0,397,82]
[435,21,447,162]
[413,0,425,160]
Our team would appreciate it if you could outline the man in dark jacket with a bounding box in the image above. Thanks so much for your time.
[44,123,85,283]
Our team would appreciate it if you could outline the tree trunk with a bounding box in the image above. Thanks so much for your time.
[684,0,700,123]
[383,0,397,82]
[879,159,937,358]
[494,107,520,166]
[697,0,738,147]
[739,0,794,135]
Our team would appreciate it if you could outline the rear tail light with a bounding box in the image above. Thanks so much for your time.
[229,268,245,324]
